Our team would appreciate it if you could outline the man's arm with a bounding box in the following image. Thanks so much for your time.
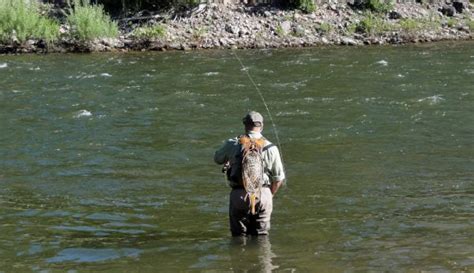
[268,146,285,196]
[214,139,234,165]
[271,181,282,196]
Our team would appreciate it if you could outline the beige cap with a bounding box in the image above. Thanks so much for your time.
[243,111,264,126]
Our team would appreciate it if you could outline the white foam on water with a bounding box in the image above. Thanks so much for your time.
[204,72,219,76]
[0,63,8,69]
[100,73,112,77]
[376,60,388,66]
[276,109,310,117]
[321,97,335,103]
[418,95,445,105]
[74,110,92,118]
[463,69,474,75]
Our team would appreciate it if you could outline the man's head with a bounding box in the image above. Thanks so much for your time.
[243,111,264,132]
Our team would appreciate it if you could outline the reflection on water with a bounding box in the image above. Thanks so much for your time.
[0,41,473,271]
[229,236,278,273]
[47,248,142,263]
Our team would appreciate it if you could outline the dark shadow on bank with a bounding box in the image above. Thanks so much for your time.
[229,236,278,273]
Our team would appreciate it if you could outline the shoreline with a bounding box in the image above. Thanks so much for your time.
[1,3,473,54]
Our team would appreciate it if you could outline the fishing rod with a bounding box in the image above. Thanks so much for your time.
[231,50,285,164]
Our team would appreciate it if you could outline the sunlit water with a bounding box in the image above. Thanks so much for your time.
[1,42,473,272]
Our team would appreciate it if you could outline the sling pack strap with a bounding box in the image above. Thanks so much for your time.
[262,143,276,152]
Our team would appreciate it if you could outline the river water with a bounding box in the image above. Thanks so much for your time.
[0,42,473,272]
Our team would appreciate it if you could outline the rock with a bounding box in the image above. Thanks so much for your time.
[341,37,358,46]
[225,24,239,34]
[452,0,468,13]
[389,11,402,20]
[294,25,305,36]
[280,21,292,35]
[440,5,456,17]
[263,11,272,18]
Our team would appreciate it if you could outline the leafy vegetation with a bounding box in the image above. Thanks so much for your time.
[0,0,60,43]
[131,24,166,39]
[275,24,285,37]
[366,0,393,13]
[399,18,420,32]
[318,22,332,34]
[192,27,207,40]
[297,0,316,13]
[356,12,391,35]
[67,0,118,41]
[469,20,474,31]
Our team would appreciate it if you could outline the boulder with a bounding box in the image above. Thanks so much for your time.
[440,5,456,16]
[280,21,292,35]
[452,0,468,13]
[389,11,402,20]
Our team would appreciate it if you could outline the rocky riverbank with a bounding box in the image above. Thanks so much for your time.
[1,2,473,53]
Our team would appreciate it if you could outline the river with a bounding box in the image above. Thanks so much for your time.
[0,42,473,272]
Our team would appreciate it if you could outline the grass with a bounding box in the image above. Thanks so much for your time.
[0,0,60,43]
[395,17,442,35]
[132,24,166,39]
[67,0,118,41]
[275,24,285,37]
[356,12,391,35]
[447,18,458,28]
[298,0,316,13]
[192,27,207,40]
[399,18,420,32]
[469,20,474,31]
[366,0,393,13]
[319,22,332,34]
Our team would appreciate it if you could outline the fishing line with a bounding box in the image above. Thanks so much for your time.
[231,50,285,164]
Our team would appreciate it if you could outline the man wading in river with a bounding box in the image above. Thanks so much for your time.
[214,111,285,236]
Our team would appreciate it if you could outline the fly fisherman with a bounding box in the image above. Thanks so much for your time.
[214,111,285,236]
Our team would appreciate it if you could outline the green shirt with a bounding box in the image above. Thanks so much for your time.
[214,131,286,187]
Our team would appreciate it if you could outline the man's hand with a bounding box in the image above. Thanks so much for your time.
[271,181,282,196]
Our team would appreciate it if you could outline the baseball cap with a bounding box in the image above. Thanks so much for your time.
[243,111,264,126]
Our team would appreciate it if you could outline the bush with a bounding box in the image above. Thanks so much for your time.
[352,0,393,13]
[131,24,166,39]
[367,0,393,13]
[298,0,316,13]
[356,12,391,35]
[0,0,59,43]
[67,0,118,41]
[469,20,474,31]
[318,22,332,34]
[399,18,420,32]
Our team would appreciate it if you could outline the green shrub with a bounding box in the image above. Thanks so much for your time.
[275,24,285,37]
[346,23,358,34]
[365,0,393,13]
[356,12,391,35]
[469,20,474,31]
[319,22,332,33]
[67,0,118,41]
[132,24,166,39]
[298,0,316,13]
[0,0,59,43]
[399,18,420,32]
[447,18,458,28]
[192,27,207,40]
